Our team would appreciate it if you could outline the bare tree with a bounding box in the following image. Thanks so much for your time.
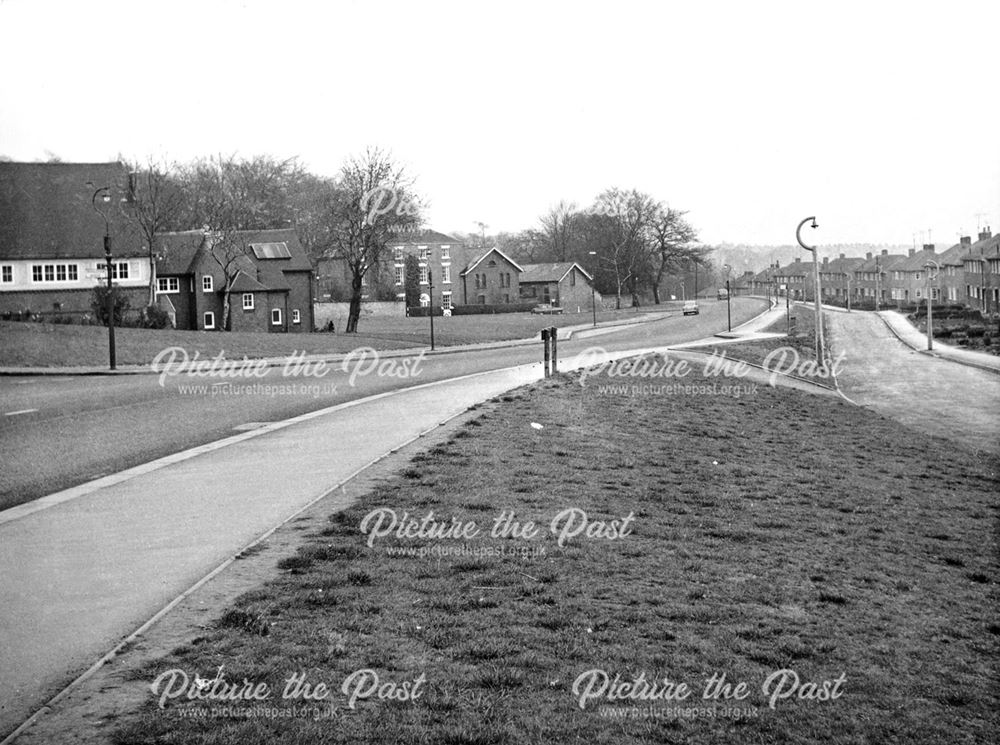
[590,188,659,308]
[647,205,702,304]
[177,154,303,329]
[324,148,422,333]
[538,201,579,262]
[118,157,185,307]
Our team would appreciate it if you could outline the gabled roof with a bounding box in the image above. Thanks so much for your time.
[228,270,269,293]
[822,256,865,275]
[773,259,809,277]
[937,242,973,267]
[387,230,461,246]
[156,228,311,278]
[854,253,906,273]
[0,161,145,260]
[892,248,938,272]
[461,247,524,274]
[519,262,593,284]
[156,230,204,274]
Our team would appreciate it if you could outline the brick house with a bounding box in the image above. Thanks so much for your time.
[885,246,938,304]
[460,247,523,305]
[773,257,809,300]
[388,230,467,310]
[518,262,595,309]
[0,161,149,318]
[963,229,998,313]
[154,228,313,332]
[937,237,974,304]
[851,249,905,306]
[818,254,865,301]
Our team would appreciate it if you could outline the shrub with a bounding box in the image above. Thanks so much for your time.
[90,283,130,326]
[452,302,537,315]
[142,304,172,329]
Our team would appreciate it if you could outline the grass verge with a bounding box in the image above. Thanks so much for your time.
[110,364,998,744]
[0,306,664,368]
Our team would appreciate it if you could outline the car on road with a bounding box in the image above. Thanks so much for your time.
[531,304,564,315]
[682,300,700,316]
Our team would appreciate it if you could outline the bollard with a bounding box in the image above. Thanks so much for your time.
[549,326,558,374]
[541,328,551,377]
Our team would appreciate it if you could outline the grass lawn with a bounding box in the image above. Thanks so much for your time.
[109,362,998,743]
[0,307,665,368]
[697,306,819,369]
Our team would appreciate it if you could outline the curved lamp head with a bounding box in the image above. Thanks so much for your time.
[796,216,819,252]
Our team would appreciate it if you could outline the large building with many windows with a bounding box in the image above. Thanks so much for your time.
[0,161,149,319]
[387,230,467,310]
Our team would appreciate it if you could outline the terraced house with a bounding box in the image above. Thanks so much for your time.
[886,246,938,304]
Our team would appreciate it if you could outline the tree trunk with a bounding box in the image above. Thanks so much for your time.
[346,289,362,333]
[148,248,156,308]
[222,293,232,331]
[651,284,661,304]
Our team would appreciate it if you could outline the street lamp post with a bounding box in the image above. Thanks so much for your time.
[846,275,852,312]
[796,216,824,365]
[924,260,939,351]
[588,251,598,327]
[90,185,116,370]
[723,264,732,332]
[428,270,435,351]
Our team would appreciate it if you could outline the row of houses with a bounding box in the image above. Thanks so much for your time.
[739,230,999,312]
[1,162,601,333]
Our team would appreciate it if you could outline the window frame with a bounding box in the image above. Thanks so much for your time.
[271,308,282,325]
[203,311,215,330]
[157,276,180,294]
[292,309,301,324]
[0,265,12,283]
[242,293,255,310]
[202,275,214,293]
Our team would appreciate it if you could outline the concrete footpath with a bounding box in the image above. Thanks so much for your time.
[877,310,1000,374]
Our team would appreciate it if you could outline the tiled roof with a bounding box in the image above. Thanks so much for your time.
[387,230,461,246]
[854,253,906,273]
[0,161,145,260]
[519,262,593,283]
[822,256,865,275]
[228,270,269,293]
[156,230,204,274]
[774,259,809,277]
[462,247,524,274]
[893,248,939,272]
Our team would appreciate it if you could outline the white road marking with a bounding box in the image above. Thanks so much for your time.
[4,409,39,416]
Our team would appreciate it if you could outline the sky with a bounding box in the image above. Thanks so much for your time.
[1,0,998,247]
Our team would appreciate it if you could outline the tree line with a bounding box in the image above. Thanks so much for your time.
[121,150,714,333]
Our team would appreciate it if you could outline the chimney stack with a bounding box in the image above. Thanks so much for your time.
[866,252,872,260]
[960,236,972,245]
[979,227,992,242]
[922,244,934,252]
[908,248,915,256]
[822,256,829,265]
[839,253,845,259]
[881,249,889,256]
[794,257,801,263]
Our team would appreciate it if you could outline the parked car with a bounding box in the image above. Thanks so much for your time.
[682,300,700,316]
[531,304,564,315]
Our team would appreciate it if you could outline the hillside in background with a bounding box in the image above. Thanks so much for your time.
[711,243,914,273]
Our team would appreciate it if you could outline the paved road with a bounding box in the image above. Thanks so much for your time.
[827,310,1000,455]
[0,299,764,508]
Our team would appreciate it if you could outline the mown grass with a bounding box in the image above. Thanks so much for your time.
[0,307,662,367]
[111,364,998,744]
[699,305,820,370]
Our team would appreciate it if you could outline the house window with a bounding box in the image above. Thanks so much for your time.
[419,266,429,284]
[418,246,429,261]
[202,275,213,292]
[441,246,450,260]
[292,309,301,324]
[44,265,54,281]
[243,293,254,310]
[271,308,282,325]
[915,288,922,299]
[442,265,451,284]
[442,291,452,310]
[157,277,179,293]
[570,270,576,286]
[1,266,11,283]
[110,262,129,280]
[395,266,404,285]
[203,312,215,330]
[32,266,43,282]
